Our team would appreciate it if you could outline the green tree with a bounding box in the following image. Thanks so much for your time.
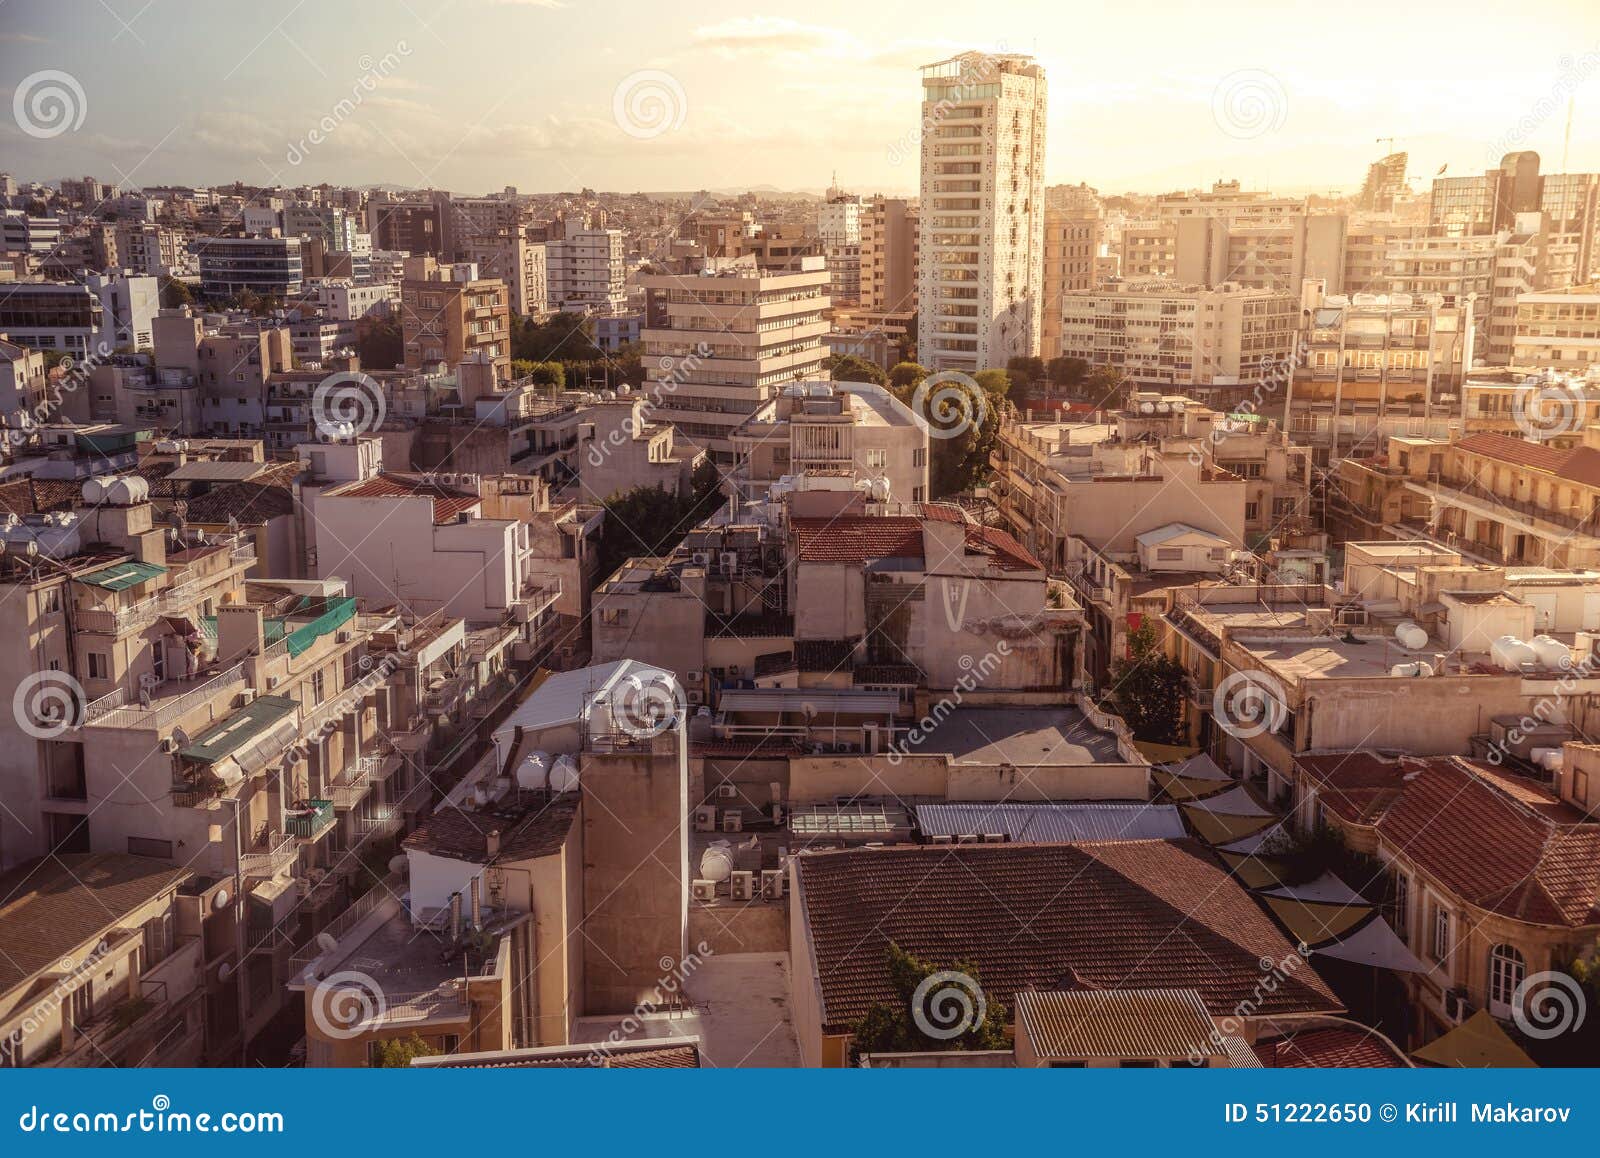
[1085,363,1129,408]
[524,361,565,389]
[849,943,1008,1063]
[590,466,725,591]
[1047,356,1088,389]
[887,361,929,393]
[1103,620,1187,743]
[825,352,889,386]
[159,277,194,310]
[371,1033,439,1068]
[355,316,403,370]
[1005,356,1045,386]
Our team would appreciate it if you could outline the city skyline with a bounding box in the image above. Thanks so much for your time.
[1,0,1599,196]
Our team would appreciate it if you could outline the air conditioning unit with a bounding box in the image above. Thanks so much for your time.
[769,803,785,825]
[956,834,979,844]
[266,674,282,689]
[730,871,755,901]
[722,812,743,833]
[235,689,256,707]
[691,879,716,902]
[930,834,954,844]
[1443,987,1472,1025]
[159,736,179,753]
[760,869,785,900]
[691,551,712,567]
[981,833,1006,843]
[687,670,704,684]
[336,630,353,644]
[687,689,704,705]
[513,603,533,623]
[719,551,739,574]
[716,783,739,799]
[691,805,718,833]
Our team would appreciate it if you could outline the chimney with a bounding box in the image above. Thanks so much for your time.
[469,876,482,930]
[449,891,462,941]
[486,828,502,859]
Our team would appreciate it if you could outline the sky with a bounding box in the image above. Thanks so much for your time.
[3,0,1600,198]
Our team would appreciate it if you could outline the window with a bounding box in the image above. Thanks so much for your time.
[1244,502,1259,521]
[40,587,62,615]
[87,652,110,680]
[1432,905,1452,964]
[311,669,326,705]
[142,912,174,966]
[129,836,174,860]
[1488,944,1526,1015]
[600,608,628,627]
[1157,548,1185,562]
[864,449,888,469]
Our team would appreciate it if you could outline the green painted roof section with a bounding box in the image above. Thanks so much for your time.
[77,560,168,591]
[177,694,298,764]
[199,616,285,643]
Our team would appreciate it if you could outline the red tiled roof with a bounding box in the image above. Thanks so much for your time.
[967,524,1042,572]
[917,502,970,524]
[1301,753,1600,927]
[1456,432,1600,488]
[1253,1025,1407,1068]
[333,474,481,524]
[403,791,579,864]
[791,516,923,563]
[794,840,1340,1033]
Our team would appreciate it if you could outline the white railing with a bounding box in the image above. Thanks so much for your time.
[85,663,248,730]
[238,833,297,879]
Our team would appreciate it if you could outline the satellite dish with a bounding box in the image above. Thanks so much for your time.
[316,932,338,953]
[170,727,191,749]
[212,888,229,910]
[388,854,408,875]
[216,961,232,979]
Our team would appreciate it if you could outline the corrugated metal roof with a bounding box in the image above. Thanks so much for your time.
[164,460,268,482]
[177,694,298,766]
[916,803,1185,843]
[1015,987,1218,1061]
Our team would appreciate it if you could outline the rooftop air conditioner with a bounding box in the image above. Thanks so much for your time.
[691,805,718,833]
[691,879,716,902]
[730,871,755,901]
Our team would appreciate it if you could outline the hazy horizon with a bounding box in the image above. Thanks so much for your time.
[3,0,1599,197]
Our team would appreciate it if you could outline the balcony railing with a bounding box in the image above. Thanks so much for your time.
[239,833,298,878]
[327,769,370,811]
[286,800,335,840]
[84,662,248,730]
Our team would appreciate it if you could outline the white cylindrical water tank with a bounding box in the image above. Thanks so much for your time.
[1530,634,1573,670]
[549,754,580,793]
[515,750,552,791]
[699,843,734,883]
[1389,661,1434,678]
[82,477,109,504]
[1395,622,1429,650]
[1492,635,1538,671]
[1532,747,1564,772]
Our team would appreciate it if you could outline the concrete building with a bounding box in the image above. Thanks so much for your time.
[306,278,397,322]
[459,232,548,319]
[1514,284,1600,369]
[0,273,158,355]
[858,196,918,318]
[1056,280,1298,390]
[917,52,1047,372]
[195,236,304,300]
[399,256,511,383]
[728,380,929,504]
[577,393,702,503]
[545,226,626,314]
[639,257,830,462]
[1041,204,1102,358]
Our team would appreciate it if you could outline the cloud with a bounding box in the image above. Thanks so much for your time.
[691,17,859,61]
[0,33,48,44]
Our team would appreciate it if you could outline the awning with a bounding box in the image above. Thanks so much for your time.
[178,694,300,776]
[1411,1010,1537,1068]
[1169,752,1230,781]
[1309,914,1428,973]
[1156,769,1237,802]
[77,560,167,590]
[1261,872,1366,905]
[1184,784,1274,817]
[1183,807,1278,847]
[1218,820,1288,855]
[1216,850,1295,891]
[1262,894,1373,946]
[1134,740,1199,764]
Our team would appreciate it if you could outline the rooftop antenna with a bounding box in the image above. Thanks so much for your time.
[1562,97,1575,173]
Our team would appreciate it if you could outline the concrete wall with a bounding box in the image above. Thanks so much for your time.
[787,755,1148,804]
[579,745,688,1016]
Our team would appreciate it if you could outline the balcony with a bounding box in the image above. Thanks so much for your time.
[286,799,335,840]
[327,767,371,811]
[84,662,249,731]
[239,832,298,878]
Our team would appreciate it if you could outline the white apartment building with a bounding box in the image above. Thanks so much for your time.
[0,273,159,355]
[1057,280,1298,389]
[460,234,548,319]
[307,278,398,322]
[917,52,1047,372]
[639,258,831,462]
[546,227,626,314]
[1514,284,1600,369]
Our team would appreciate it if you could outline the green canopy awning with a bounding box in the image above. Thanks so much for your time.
[1411,1010,1537,1068]
[177,695,298,767]
[77,560,167,591]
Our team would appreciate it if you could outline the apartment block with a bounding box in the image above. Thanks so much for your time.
[399,256,511,382]
[0,273,158,355]
[545,226,626,314]
[917,52,1047,371]
[1041,205,1101,358]
[639,257,830,461]
[1514,284,1600,369]
[1056,280,1298,390]
[857,196,918,317]
[195,236,304,300]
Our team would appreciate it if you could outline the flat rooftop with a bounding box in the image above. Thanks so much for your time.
[913,705,1126,766]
